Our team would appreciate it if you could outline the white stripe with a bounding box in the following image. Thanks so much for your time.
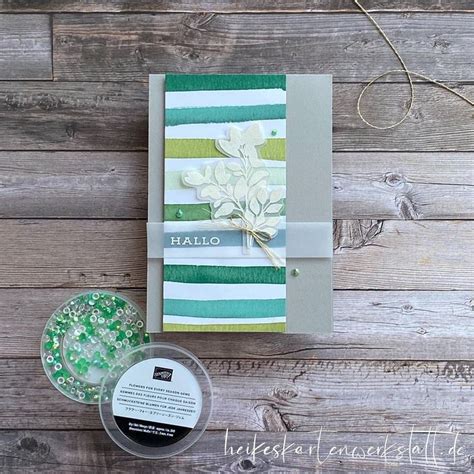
[165,120,286,139]
[163,315,286,325]
[163,282,286,300]
[164,219,286,232]
[165,89,286,109]
[165,186,286,204]
[164,257,283,267]
[165,157,286,172]
[164,246,285,260]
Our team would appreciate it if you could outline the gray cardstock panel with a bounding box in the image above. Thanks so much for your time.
[147,75,164,332]
[286,75,332,333]
[146,74,332,333]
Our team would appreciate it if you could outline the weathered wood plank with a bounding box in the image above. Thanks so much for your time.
[1,288,472,360]
[334,221,474,290]
[0,15,51,80]
[1,1,473,13]
[0,220,147,288]
[333,220,473,290]
[0,430,471,472]
[1,357,473,433]
[333,152,474,220]
[0,83,148,151]
[0,152,148,219]
[52,13,474,82]
[1,151,472,219]
[333,290,474,339]
[0,82,472,151]
[0,219,471,289]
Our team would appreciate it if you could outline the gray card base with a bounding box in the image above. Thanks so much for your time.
[147,74,332,333]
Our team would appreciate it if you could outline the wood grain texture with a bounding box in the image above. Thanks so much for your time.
[0,152,148,218]
[333,220,473,290]
[1,151,471,219]
[0,220,146,288]
[0,5,472,471]
[0,430,471,472]
[52,13,474,82]
[0,82,472,151]
[1,357,473,433]
[1,1,473,13]
[1,288,473,360]
[0,82,148,151]
[333,152,474,220]
[0,15,51,80]
[0,219,471,289]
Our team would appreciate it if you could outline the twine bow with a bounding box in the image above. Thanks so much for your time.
[200,206,284,269]
[222,217,284,270]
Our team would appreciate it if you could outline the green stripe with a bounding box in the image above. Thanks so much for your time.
[164,299,285,318]
[164,265,286,284]
[165,138,285,160]
[166,74,286,92]
[165,168,286,190]
[164,202,286,221]
[163,322,286,332]
[165,203,211,221]
[165,104,286,126]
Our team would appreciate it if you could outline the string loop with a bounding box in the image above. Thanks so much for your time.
[354,0,473,130]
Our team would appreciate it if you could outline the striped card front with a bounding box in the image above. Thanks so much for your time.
[163,74,286,332]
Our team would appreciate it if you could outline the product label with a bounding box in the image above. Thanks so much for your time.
[112,358,202,447]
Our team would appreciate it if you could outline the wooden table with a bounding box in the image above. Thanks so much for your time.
[0,1,473,472]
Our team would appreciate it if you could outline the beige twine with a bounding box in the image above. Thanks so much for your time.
[222,218,285,270]
[202,207,284,269]
[353,0,473,130]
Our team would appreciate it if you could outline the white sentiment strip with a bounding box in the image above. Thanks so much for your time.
[162,315,286,325]
[165,157,286,172]
[163,282,286,300]
[165,186,286,204]
[165,89,286,109]
[165,119,286,139]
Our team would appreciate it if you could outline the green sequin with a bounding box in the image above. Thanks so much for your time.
[108,320,121,331]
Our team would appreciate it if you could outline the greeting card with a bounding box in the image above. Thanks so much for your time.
[147,74,332,333]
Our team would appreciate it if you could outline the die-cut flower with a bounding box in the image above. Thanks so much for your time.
[182,123,284,265]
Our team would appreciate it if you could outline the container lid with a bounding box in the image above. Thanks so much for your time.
[98,342,212,458]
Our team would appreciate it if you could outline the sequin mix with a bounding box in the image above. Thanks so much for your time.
[41,291,150,404]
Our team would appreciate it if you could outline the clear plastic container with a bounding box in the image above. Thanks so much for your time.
[41,290,149,404]
[99,342,212,458]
